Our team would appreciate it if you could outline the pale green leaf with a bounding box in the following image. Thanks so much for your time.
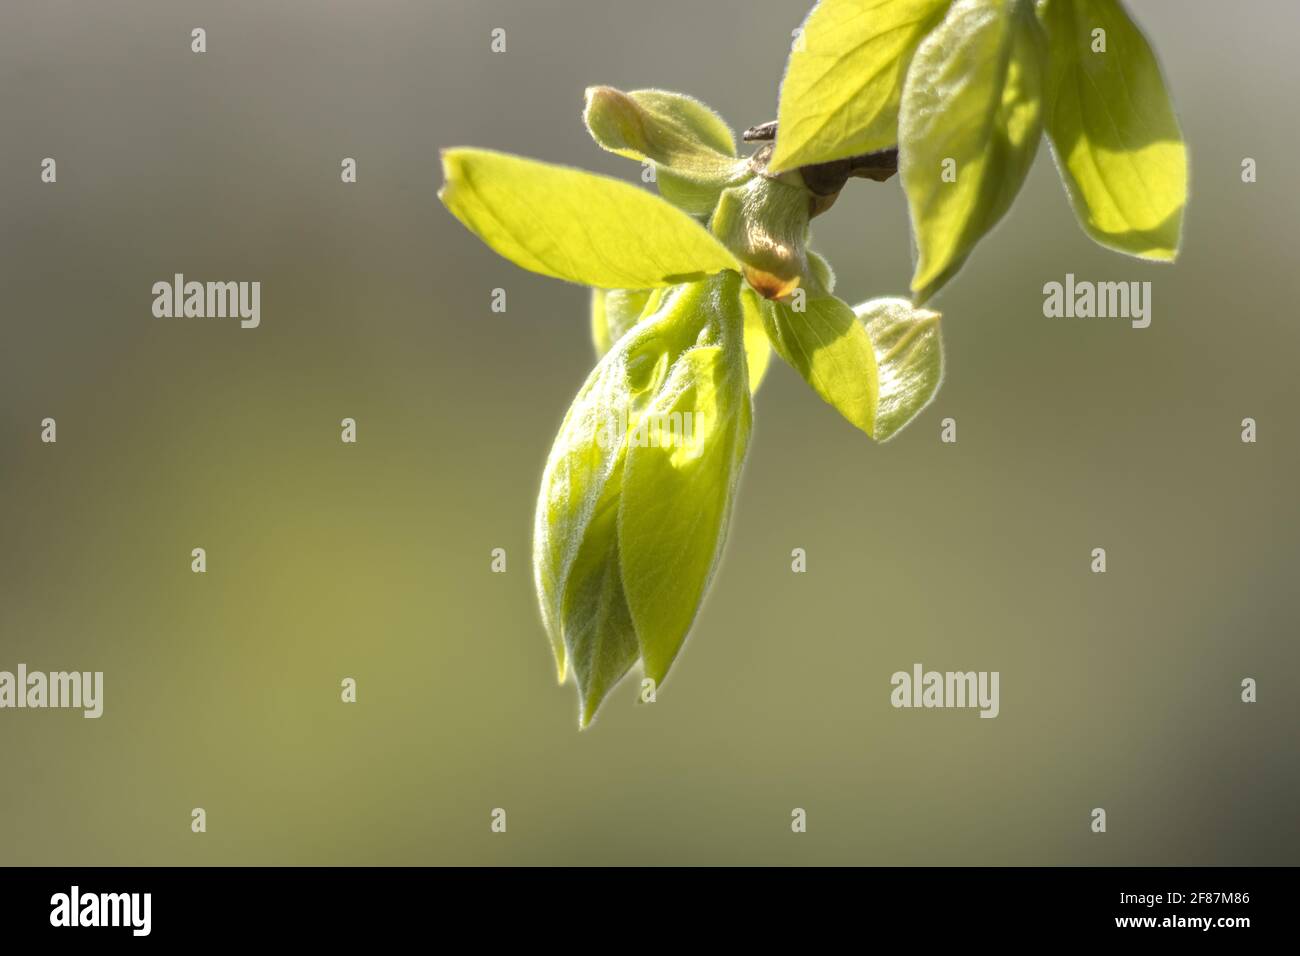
[534,284,710,683]
[620,274,753,685]
[584,86,738,170]
[761,293,879,436]
[854,297,944,440]
[771,0,953,172]
[900,0,1047,303]
[560,459,639,728]
[1039,0,1186,259]
[592,282,767,393]
[439,148,739,289]
[585,87,750,217]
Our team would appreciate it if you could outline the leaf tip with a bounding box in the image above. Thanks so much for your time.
[640,658,670,694]
[583,86,641,155]
[578,692,605,730]
[583,85,617,110]
[437,145,462,172]
[436,147,468,205]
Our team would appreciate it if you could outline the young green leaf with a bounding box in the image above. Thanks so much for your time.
[439,148,740,288]
[585,87,750,217]
[1039,0,1186,260]
[584,86,738,170]
[532,355,628,683]
[900,0,1046,303]
[560,459,640,728]
[771,0,953,173]
[591,284,770,396]
[760,294,880,437]
[854,298,944,440]
[619,273,753,686]
[534,285,708,682]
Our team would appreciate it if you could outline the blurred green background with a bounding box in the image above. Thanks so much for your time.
[1,0,1297,865]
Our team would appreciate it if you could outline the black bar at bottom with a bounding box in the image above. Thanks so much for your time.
[0,866,1285,941]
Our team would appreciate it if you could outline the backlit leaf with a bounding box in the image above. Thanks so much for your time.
[900,0,1046,303]
[1039,0,1186,259]
[771,0,953,172]
[584,87,738,168]
[761,293,879,436]
[854,297,944,440]
[620,273,753,686]
[584,87,750,217]
[439,148,739,288]
[561,459,640,727]
[534,285,708,683]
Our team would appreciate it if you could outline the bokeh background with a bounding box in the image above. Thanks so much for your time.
[1,0,1296,865]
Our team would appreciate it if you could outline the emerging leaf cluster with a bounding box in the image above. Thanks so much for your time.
[439,0,1185,725]
[773,0,1187,301]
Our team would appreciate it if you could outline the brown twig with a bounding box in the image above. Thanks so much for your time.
[744,120,899,216]
[745,121,899,185]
